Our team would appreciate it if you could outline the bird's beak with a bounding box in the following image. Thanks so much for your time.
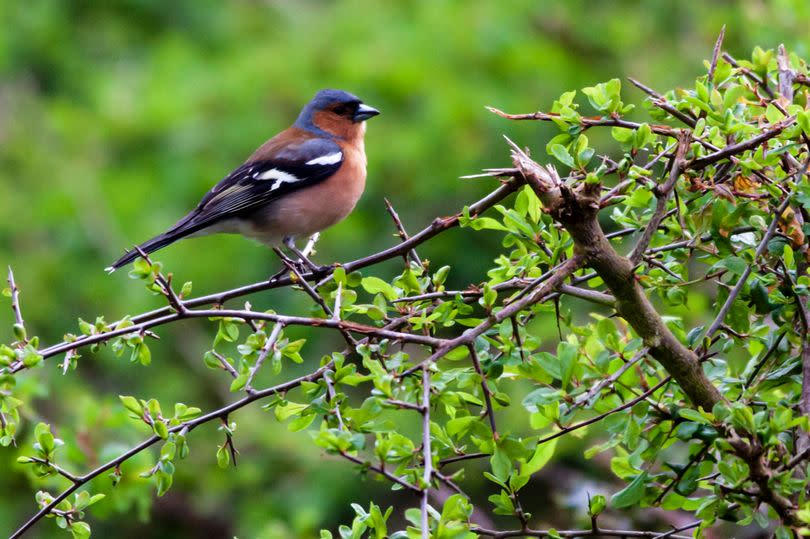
[353,103,380,122]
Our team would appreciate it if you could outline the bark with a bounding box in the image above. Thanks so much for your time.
[511,147,722,410]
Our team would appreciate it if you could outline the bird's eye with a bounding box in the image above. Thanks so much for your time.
[333,104,350,116]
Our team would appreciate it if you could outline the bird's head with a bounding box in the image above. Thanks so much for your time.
[295,89,380,141]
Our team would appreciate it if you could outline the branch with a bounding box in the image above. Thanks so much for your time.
[471,522,696,538]
[337,450,419,492]
[486,106,679,138]
[468,345,498,439]
[14,307,445,374]
[689,116,795,170]
[19,181,519,375]
[629,131,691,264]
[627,77,697,127]
[536,377,671,448]
[384,197,424,268]
[244,322,283,394]
[510,144,721,409]
[7,267,27,346]
[401,255,584,377]
[420,365,432,539]
[700,184,799,348]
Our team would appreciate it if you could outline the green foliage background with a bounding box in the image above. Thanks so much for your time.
[1,1,809,537]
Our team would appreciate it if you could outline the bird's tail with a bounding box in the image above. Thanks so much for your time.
[106,230,187,273]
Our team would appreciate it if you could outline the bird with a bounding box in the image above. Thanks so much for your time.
[106,89,380,272]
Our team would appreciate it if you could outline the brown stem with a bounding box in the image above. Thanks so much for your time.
[510,145,721,410]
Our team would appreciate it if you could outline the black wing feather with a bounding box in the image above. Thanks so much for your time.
[108,137,343,270]
[181,137,343,231]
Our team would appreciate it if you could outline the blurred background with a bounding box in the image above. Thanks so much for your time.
[1,1,809,537]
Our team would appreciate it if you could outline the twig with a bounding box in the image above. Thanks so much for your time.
[384,197,424,268]
[487,106,679,138]
[400,255,583,377]
[723,52,774,98]
[707,26,726,83]
[536,377,671,448]
[323,370,346,430]
[337,450,419,492]
[7,267,27,346]
[468,345,498,439]
[701,186,798,348]
[743,331,787,389]
[630,131,691,264]
[576,348,648,408]
[23,457,80,483]
[626,77,697,128]
[14,307,445,373]
[209,350,239,380]
[244,322,283,394]
[420,365,433,539]
[690,116,796,170]
[133,247,187,314]
[276,253,356,346]
[438,452,488,467]
[511,316,526,363]
[471,522,696,538]
[653,444,708,504]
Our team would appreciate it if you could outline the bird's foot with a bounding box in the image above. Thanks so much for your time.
[282,237,328,274]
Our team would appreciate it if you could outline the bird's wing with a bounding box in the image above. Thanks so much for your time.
[169,137,344,235]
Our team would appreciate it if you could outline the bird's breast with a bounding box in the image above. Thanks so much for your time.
[246,146,367,244]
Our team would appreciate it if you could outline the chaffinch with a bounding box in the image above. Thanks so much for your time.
[107,89,379,272]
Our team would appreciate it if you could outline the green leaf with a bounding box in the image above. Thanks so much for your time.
[716,256,747,276]
[557,342,577,390]
[22,349,42,368]
[274,401,309,421]
[70,521,91,539]
[230,373,248,392]
[153,421,169,439]
[524,438,557,475]
[589,494,607,517]
[361,277,398,301]
[678,408,709,424]
[156,469,173,496]
[34,423,55,454]
[216,445,230,468]
[798,110,810,137]
[490,445,511,482]
[180,281,193,298]
[119,395,143,416]
[611,472,648,509]
[549,144,575,168]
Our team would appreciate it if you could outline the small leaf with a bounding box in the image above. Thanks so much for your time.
[589,494,607,517]
[216,445,230,468]
[70,521,91,539]
[119,395,143,416]
[611,472,648,509]
[361,277,398,301]
[549,144,575,168]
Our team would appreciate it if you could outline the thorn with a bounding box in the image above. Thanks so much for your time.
[503,135,526,158]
